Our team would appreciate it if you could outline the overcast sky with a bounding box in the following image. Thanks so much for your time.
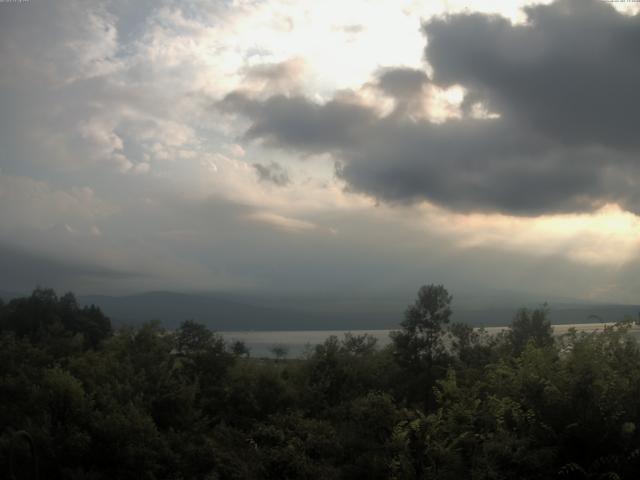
[1,0,639,303]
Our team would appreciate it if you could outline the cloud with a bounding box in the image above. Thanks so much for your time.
[219,92,376,152]
[333,24,365,34]
[253,162,291,186]
[221,0,640,216]
[221,90,633,215]
[242,57,307,94]
[373,67,430,117]
[0,1,205,176]
[247,211,317,233]
[0,1,122,86]
[376,67,429,102]
[0,174,114,233]
[424,0,640,148]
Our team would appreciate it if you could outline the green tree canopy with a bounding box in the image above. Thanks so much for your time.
[509,305,554,354]
[391,284,453,371]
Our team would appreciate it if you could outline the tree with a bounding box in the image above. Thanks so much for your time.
[391,285,453,372]
[77,303,112,347]
[175,320,214,355]
[270,344,289,361]
[231,339,250,357]
[173,320,234,419]
[341,333,378,356]
[509,305,553,354]
[0,288,111,349]
[391,285,453,408]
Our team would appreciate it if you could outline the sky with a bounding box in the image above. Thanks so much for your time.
[1,0,639,304]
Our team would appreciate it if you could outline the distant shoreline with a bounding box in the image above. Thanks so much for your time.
[218,322,640,358]
[218,322,640,335]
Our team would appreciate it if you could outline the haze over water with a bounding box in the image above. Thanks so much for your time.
[222,322,640,358]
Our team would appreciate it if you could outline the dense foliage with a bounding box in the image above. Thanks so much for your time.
[2,286,640,479]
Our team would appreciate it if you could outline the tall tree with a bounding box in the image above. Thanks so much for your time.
[509,305,553,354]
[391,285,453,407]
[391,284,453,372]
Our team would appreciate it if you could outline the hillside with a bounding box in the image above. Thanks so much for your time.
[73,291,640,330]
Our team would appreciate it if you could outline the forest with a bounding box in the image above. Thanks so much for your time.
[2,285,640,479]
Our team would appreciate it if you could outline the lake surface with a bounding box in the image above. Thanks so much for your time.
[221,322,640,358]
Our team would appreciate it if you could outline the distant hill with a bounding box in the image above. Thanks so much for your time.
[79,291,336,331]
[77,291,640,331]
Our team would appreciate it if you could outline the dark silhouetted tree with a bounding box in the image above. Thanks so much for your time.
[270,344,289,361]
[230,339,250,357]
[509,304,553,354]
[391,284,453,372]
[175,320,214,355]
[391,284,453,408]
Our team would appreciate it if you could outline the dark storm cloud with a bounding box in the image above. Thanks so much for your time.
[375,67,430,116]
[425,0,640,148]
[376,67,429,101]
[338,120,626,215]
[219,92,376,151]
[220,0,640,216]
[253,161,290,186]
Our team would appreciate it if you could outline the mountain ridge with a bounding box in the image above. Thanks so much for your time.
[79,291,640,331]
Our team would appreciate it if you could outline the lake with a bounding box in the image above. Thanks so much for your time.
[220,322,640,358]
